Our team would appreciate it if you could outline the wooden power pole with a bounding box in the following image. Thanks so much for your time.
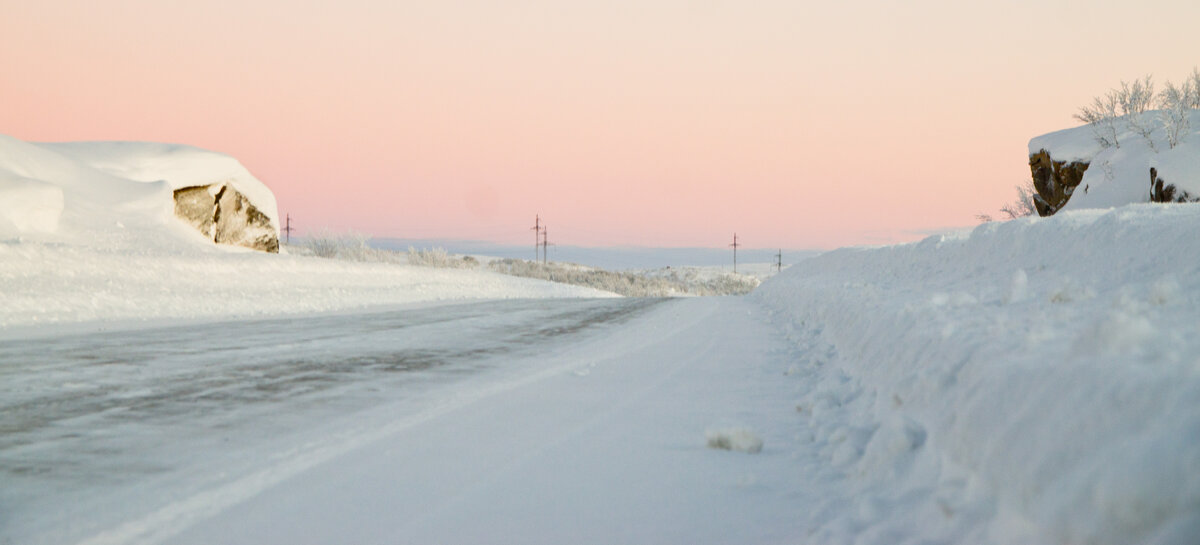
[542,225,549,265]
[776,249,782,272]
[531,215,542,262]
[282,213,294,245]
[730,233,740,274]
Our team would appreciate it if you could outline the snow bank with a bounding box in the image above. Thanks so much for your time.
[43,140,279,231]
[0,134,173,238]
[753,204,1200,544]
[0,175,63,235]
[1030,110,1200,210]
[0,133,613,332]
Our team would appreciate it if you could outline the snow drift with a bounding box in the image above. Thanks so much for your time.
[0,134,279,251]
[44,141,281,252]
[754,204,1200,544]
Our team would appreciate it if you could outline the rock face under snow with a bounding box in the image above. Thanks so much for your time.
[174,183,279,253]
[1028,110,1200,216]
[1027,149,1090,216]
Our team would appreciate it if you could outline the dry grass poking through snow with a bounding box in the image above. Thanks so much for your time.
[486,258,760,297]
[293,234,760,296]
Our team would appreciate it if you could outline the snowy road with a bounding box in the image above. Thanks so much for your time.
[3,297,702,545]
[2,296,816,545]
[156,296,809,545]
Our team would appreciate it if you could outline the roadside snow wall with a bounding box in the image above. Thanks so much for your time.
[753,204,1200,545]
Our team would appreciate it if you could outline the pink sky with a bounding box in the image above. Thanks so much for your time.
[3,0,1198,249]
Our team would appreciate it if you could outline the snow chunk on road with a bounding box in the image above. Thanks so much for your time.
[705,427,763,454]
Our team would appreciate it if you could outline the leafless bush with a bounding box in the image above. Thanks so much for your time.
[1160,81,1192,149]
[304,230,370,259]
[1000,182,1038,219]
[406,246,478,269]
[300,230,409,263]
[1075,92,1121,148]
[1076,71,1199,150]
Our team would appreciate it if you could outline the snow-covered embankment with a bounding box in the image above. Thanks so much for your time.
[753,204,1200,544]
[0,133,614,332]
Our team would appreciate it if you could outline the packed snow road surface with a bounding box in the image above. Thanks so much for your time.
[1,298,677,545]
[150,296,808,545]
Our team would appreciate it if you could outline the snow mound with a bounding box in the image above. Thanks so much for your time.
[43,140,279,231]
[0,133,612,331]
[754,204,1200,544]
[0,133,280,253]
[1029,110,1200,211]
[0,134,172,238]
[705,427,763,454]
[0,174,63,235]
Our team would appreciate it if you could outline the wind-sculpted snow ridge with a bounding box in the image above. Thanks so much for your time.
[752,204,1200,545]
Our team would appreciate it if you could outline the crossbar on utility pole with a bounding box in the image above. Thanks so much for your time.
[730,233,740,274]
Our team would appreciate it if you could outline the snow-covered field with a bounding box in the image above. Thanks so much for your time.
[3,133,1198,544]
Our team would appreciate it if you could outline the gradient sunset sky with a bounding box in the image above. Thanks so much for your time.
[3,0,1198,249]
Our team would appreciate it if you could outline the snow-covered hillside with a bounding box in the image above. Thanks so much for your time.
[1030,110,1200,212]
[753,204,1200,544]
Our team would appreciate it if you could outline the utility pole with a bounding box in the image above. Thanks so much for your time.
[776,249,782,272]
[542,225,549,265]
[531,215,542,263]
[730,233,740,274]
[282,213,294,245]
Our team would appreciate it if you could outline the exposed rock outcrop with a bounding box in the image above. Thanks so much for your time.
[1028,149,1089,216]
[1150,167,1197,204]
[1028,110,1199,216]
[174,182,279,253]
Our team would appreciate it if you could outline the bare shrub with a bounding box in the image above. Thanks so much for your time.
[406,246,478,269]
[1160,81,1192,149]
[304,230,370,259]
[1075,92,1121,149]
[1000,182,1038,219]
